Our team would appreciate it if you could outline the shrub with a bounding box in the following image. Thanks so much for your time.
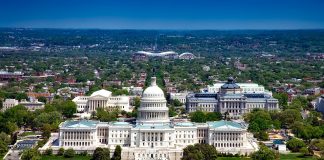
[64,148,75,158]
[57,147,65,156]
[44,148,53,155]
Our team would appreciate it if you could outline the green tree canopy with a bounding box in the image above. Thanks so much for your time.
[251,144,278,160]
[112,145,121,160]
[182,143,217,160]
[286,138,306,152]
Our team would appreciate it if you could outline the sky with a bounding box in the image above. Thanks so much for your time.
[0,0,324,30]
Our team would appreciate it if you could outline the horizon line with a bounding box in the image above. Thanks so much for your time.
[1,27,324,31]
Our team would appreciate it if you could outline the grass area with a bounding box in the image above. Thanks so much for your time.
[217,153,317,160]
[40,155,91,160]
[218,157,250,160]
[20,131,38,137]
[280,153,316,160]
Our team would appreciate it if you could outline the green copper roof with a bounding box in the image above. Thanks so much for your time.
[175,122,195,127]
[62,120,99,128]
[207,120,243,129]
[135,123,171,129]
[111,121,131,126]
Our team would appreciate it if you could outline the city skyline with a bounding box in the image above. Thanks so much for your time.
[1,0,324,30]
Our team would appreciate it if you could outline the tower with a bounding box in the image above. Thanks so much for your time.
[136,77,169,124]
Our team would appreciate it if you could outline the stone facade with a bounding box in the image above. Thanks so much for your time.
[187,78,279,118]
[40,77,258,160]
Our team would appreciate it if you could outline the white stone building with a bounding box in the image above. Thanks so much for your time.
[187,77,279,118]
[19,99,45,111]
[315,95,324,114]
[73,89,131,113]
[40,77,258,160]
[2,98,45,112]
[169,92,188,105]
[207,82,272,96]
[1,99,19,111]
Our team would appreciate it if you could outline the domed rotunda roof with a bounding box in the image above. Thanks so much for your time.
[221,77,240,89]
[142,77,165,99]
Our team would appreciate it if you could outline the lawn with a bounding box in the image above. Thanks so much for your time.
[40,155,91,160]
[218,157,250,160]
[20,131,38,137]
[280,153,316,160]
[217,154,317,160]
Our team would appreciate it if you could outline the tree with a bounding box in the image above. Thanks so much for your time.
[300,147,311,156]
[58,147,65,156]
[92,147,110,160]
[286,138,306,152]
[195,143,217,160]
[255,131,269,141]
[245,109,272,132]
[134,97,140,109]
[310,139,324,151]
[273,93,288,109]
[38,96,47,104]
[190,111,206,123]
[64,148,76,158]
[206,112,222,121]
[56,100,77,118]
[21,148,40,160]
[42,124,52,140]
[112,145,121,160]
[182,145,203,160]
[44,148,53,155]
[172,99,183,107]
[182,143,217,160]
[251,145,277,160]
[0,133,10,157]
[169,106,177,117]
[279,109,302,127]
[96,108,118,122]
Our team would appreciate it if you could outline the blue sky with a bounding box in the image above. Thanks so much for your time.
[1,0,324,29]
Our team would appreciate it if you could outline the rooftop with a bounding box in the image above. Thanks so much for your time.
[221,77,240,89]
[174,122,195,127]
[61,120,99,128]
[208,120,244,129]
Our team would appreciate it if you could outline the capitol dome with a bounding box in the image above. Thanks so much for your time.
[137,77,169,124]
[142,77,165,99]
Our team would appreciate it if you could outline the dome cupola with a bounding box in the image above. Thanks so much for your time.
[220,77,242,94]
[137,77,169,124]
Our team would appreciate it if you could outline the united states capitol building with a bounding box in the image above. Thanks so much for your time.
[187,77,279,118]
[40,77,258,160]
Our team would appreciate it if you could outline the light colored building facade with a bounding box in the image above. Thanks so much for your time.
[2,98,45,112]
[1,99,19,111]
[40,77,258,160]
[19,99,45,111]
[73,89,131,113]
[315,95,324,114]
[170,92,188,104]
[187,78,279,118]
[207,82,272,96]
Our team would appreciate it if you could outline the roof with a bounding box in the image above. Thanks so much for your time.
[111,121,131,126]
[61,120,99,128]
[179,52,195,57]
[142,77,165,98]
[175,122,195,127]
[136,51,178,57]
[90,89,112,98]
[221,77,240,89]
[208,120,244,129]
[135,123,171,129]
